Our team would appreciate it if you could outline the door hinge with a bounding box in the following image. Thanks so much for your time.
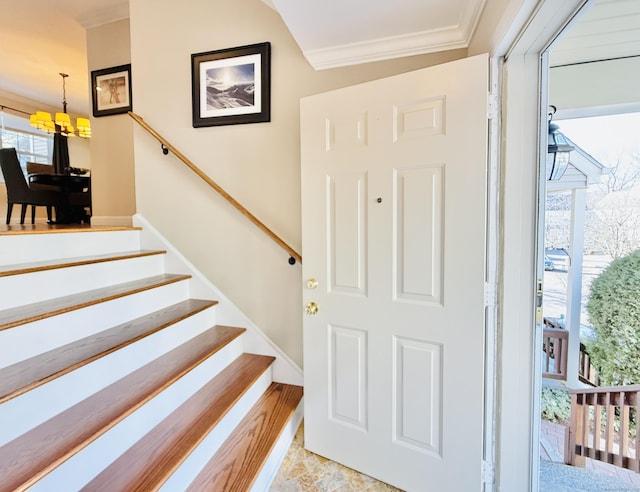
[487,93,499,120]
[482,460,495,484]
[484,282,497,308]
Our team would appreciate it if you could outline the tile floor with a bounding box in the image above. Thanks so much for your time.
[270,423,403,492]
[273,420,640,491]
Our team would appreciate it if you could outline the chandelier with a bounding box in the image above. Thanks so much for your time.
[29,73,91,138]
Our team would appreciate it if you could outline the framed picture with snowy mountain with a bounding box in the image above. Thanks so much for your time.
[191,42,271,127]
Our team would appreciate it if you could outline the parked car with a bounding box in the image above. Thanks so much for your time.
[544,255,555,271]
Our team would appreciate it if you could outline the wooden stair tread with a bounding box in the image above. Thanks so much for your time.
[0,273,191,331]
[82,353,276,491]
[0,250,166,278]
[0,325,245,492]
[187,382,303,491]
[0,299,218,405]
[0,225,140,236]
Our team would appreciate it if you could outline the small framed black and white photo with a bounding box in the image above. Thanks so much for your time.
[91,64,132,117]
[191,42,271,128]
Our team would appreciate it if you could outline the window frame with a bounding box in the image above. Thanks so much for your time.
[0,124,53,181]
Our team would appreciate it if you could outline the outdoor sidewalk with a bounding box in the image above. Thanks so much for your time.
[540,420,640,491]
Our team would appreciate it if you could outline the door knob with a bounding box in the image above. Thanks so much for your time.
[305,301,319,315]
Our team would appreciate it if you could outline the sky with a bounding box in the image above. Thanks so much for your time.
[207,63,255,90]
[557,112,640,166]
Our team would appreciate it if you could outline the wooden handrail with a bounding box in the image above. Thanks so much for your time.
[128,112,302,265]
[565,385,640,472]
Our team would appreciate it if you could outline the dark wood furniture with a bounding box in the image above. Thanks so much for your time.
[28,173,91,224]
[0,148,62,224]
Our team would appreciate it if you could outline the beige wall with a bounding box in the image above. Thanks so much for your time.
[129,0,466,366]
[86,19,135,225]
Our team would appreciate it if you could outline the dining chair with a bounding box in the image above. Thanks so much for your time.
[0,148,62,224]
[27,162,61,193]
[26,162,55,175]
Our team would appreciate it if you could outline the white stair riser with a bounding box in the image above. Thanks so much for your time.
[0,225,297,491]
[160,367,274,492]
[0,280,193,369]
[29,342,255,492]
[0,230,142,266]
[0,255,166,310]
[0,308,227,447]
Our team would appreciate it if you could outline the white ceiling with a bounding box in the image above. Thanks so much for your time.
[0,0,127,115]
[266,0,486,69]
[0,0,637,117]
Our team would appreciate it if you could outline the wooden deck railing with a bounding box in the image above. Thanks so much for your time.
[578,342,599,386]
[128,112,302,265]
[565,385,640,472]
[542,324,568,381]
[542,317,599,384]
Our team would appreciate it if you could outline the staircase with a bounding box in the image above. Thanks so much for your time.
[0,224,303,491]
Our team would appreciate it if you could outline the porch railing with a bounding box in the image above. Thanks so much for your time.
[578,342,599,386]
[565,385,640,472]
[542,323,568,380]
[542,317,599,384]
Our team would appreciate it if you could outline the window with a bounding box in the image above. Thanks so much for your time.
[0,127,53,178]
[0,111,53,182]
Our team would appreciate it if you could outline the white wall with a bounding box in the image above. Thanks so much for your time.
[129,0,466,366]
[86,19,135,225]
[468,0,529,55]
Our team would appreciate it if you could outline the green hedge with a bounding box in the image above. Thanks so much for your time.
[587,249,640,386]
[541,387,570,423]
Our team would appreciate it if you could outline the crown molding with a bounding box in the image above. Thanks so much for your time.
[304,26,469,70]
[459,0,487,47]
[77,1,129,29]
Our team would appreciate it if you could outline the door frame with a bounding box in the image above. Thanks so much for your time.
[494,1,589,490]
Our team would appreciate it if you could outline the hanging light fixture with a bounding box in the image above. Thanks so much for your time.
[29,73,91,139]
[546,105,573,181]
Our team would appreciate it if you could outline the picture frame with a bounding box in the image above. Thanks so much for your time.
[191,42,271,128]
[91,64,132,117]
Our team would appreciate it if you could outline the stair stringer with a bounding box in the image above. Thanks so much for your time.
[133,213,303,386]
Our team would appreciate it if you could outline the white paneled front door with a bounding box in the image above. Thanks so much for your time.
[301,54,489,491]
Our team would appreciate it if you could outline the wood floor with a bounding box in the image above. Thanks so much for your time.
[0,223,135,235]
